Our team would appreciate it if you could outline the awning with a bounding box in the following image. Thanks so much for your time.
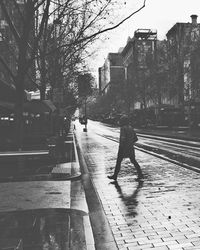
[0,100,57,115]
[24,100,57,114]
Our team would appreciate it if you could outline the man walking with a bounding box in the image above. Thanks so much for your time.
[108,115,143,181]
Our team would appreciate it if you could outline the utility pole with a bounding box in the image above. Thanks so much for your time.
[83,97,87,132]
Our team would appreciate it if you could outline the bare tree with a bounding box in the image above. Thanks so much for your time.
[0,0,147,149]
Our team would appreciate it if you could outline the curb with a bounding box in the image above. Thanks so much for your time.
[50,130,81,181]
[74,132,118,250]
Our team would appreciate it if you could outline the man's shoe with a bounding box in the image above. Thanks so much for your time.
[107,175,117,181]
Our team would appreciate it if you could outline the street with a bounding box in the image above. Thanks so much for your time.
[135,134,200,169]
[1,1,200,250]
[75,119,200,250]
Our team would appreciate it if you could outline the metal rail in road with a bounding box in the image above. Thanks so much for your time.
[136,134,200,163]
[100,133,200,174]
[136,132,200,147]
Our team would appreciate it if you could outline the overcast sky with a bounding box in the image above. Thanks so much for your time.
[89,0,200,80]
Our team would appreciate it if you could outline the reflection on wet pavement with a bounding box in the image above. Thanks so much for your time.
[0,208,87,250]
[111,180,144,216]
[76,120,200,249]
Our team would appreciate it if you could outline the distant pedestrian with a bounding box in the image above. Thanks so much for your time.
[108,115,143,181]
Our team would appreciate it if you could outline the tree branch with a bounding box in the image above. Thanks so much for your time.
[0,55,16,83]
[51,0,147,50]
[80,0,147,42]
[0,0,21,45]
[28,0,51,67]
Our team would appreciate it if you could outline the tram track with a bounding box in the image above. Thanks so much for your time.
[136,132,200,147]
[99,133,200,173]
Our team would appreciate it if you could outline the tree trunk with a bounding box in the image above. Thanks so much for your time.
[15,45,27,150]
[15,1,34,149]
[40,85,46,101]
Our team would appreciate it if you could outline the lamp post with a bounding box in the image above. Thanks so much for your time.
[83,97,87,132]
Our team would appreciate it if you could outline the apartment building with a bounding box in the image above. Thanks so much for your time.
[167,14,200,126]
[121,29,157,110]
[98,15,200,127]
[98,52,125,95]
[0,0,35,96]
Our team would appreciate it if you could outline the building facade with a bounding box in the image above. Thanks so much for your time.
[98,52,125,95]
[167,15,200,103]
[166,14,200,126]
[97,15,200,127]
[0,0,35,93]
[121,29,157,110]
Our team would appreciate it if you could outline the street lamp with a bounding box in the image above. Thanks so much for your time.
[83,97,87,132]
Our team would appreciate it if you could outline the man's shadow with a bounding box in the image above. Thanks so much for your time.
[111,180,144,217]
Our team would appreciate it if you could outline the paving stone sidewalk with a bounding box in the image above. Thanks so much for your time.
[75,120,200,250]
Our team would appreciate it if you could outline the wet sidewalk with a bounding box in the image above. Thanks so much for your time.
[0,128,95,250]
[75,120,200,250]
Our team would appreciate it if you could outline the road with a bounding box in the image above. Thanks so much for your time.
[77,120,200,170]
[136,133,200,167]
[75,119,200,250]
